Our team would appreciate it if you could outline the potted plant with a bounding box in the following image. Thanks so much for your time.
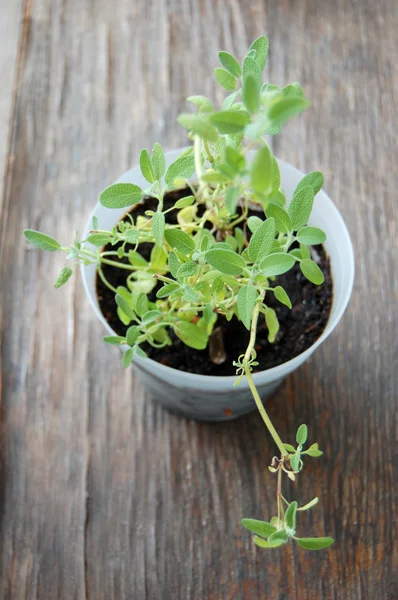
[24,36,354,551]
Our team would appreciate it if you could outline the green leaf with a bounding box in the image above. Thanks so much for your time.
[177,113,218,142]
[141,310,161,325]
[296,424,308,444]
[254,536,284,549]
[100,183,143,209]
[251,144,274,195]
[214,67,236,91]
[283,443,296,453]
[243,73,260,113]
[205,248,246,275]
[187,95,214,113]
[218,51,241,77]
[175,195,195,209]
[306,449,323,457]
[126,326,140,346]
[139,149,155,183]
[268,96,309,126]
[86,233,112,246]
[24,229,61,252]
[288,185,314,231]
[151,143,166,180]
[296,537,334,551]
[247,216,263,233]
[290,453,301,471]
[122,348,134,368]
[248,217,275,262]
[104,335,125,346]
[165,155,196,189]
[248,36,269,71]
[260,253,296,277]
[135,293,148,318]
[128,250,148,267]
[168,251,180,278]
[174,321,208,350]
[177,260,198,278]
[115,294,136,320]
[285,501,298,531]
[273,286,292,309]
[296,226,326,245]
[237,285,259,330]
[54,267,73,288]
[124,229,139,243]
[156,283,180,298]
[268,529,288,544]
[300,259,325,285]
[225,187,240,214]
[265,307,279,343]
[294,171,324,196]
[203,304,214,324]
[209,110,249,134]
[133,345,147,359]
[222,91,240,110]
[297,497,319,511]
[165,229,195,255]
[242,56,262,88]
[283,82,304,97]
[152,212,165,247]
[241,518,277,538]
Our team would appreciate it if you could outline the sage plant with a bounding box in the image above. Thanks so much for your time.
[25,36,333,551]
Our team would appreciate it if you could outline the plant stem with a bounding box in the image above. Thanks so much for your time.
[245,367,288,457]
[98,267,117,293]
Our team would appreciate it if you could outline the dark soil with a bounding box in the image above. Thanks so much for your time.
[96,188,333,376]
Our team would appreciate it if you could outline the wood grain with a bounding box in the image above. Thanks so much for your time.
[0,0,397,598]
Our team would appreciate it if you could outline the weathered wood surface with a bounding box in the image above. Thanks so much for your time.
[0,0,397,598]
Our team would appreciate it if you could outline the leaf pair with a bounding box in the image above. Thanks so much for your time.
[140,143,166,184]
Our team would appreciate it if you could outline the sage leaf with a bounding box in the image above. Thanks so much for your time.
[288,185,314,231]
[177,113,218,142]
[254,536,284,549]
[177,260,198,278]
[104,336,125,346]
[87,233,111,246]
[260,253,296,277]
[126,326,140,346]
[251,144,274,195]
[165,229,195,255]
[290,452,301,471]
[209,110,250,134]
[24,229,61,252]
[242,56,262,88]
[100,183,143,209]
[273,286,292,309]
[296,537,334,550]
[297,497,319,512]
[54,267,73,288]
[133,345,147,359]
[152,212,165,247]
[165,155,196,188]
[151,143,166,179]
[156,283,180,298]
[205,248,246,275]
[139,149,155,183]
[225,187,240,214]
[300,259,325,285]
[187,95,214,113]
[265,307,279,343]
[218,51,241,77]
[296,226,326,245]
[241,518,277,538]
[122,348,134,368]
[115,294,136,320]
[141,310,161,326]
[175,195,195,209]
[248,35,269,71]
[243,73,260,113]
[268,96,309,126]
[294,171,324,196]
[214,67,236,91]
[174,321,208,350]
[268,529,288,544]
[247,216,263,233]
[237,285,259,330]
[296,424,308,444]
[285,501,298,531]
[248,217,275,262]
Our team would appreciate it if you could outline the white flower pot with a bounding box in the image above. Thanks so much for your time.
[81,149,354,421]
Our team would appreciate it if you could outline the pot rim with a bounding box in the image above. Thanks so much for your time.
[81,150,355,386]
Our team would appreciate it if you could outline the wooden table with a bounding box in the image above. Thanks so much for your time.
[1,1,397,598]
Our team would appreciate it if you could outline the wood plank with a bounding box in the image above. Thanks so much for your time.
[0,0,24,202]
[0,0,397,598]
